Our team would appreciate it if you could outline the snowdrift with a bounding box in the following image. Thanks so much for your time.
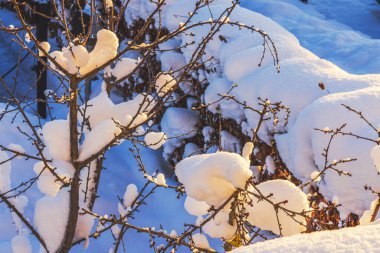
[157,0,380,217]
[231,223,380,253]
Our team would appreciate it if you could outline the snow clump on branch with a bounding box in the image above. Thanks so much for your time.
[176,151,309,239]
[49,29,118,75]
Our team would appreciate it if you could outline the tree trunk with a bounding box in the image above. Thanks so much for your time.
[57,79,80,253]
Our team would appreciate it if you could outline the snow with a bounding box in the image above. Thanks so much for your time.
[144,132,167,150]
[11,233,32,253]
[49,29,118,75]
[155,73,177,97]
[11,196,28,231]
[360,197,380,226]
[371,145,380,173]
[264,156,276,174]
[240,0,380,74]
[24,33,30,43]
[8,144,26,155]
[184,196,209,217]
[34,190,70,253]
[74,214,94,241]
[123,0,180,27]
[38,41,50,56]
[205,78,244,122]
[220,130,241,153]
[176,151,254,239]
[0,151,11,192]
[159,51,186,72]
[10,196,31,253]
[231,223,380,253]
[105,57,138,81]
[310,171,321,182]
[42,120,70,161]
[176,151,311,239]
[33,162,62,197]
[61,44,90,74]
[1,0,380,252]
[242,142,254,160]
[182,143,200,158]
[83,92,154,129]
[111,225,121,238]
[192,233,212,250]
[159,0,380,218]
[276,87,380,216]
[123,184,138,208]
[246,180,309,236]
[161,107,199,156]
[203,210,237,240]
[78,92,156,161]
[155,173,167,186]
[79,119,122,161]
[175,151,252,207]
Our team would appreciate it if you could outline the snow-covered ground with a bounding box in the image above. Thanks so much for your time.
[231,222,380,253]
[241,0,380,74]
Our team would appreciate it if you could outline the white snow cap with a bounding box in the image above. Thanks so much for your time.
[177,152,308,237]
[42,120,70,161]
[33,162,62,197]
[360,197,380,225]
[161,107,199,155]
[33,161,73,197]
[79,119,122,161]
[123,184,138,207]
[49,29,118,75]
[242,142,254,160]
[144,132,167,150]
[155,173,167,186]
[202,210,237,239]
[155,73,177,97]
[8,143,25,155]
[246,180,309,236]
[11,232,32,253]
[371,145,380,173]
[34,190,70,252]
[39,41,50,56]
[192,233,212,250]
[184,196,209,217]
[74,213,94,240]
[78,92,155,161]
[105,57,138,81]
[0,150,11,192]
[176,151,252,207]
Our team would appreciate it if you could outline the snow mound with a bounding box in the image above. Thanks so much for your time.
[276,86,380,216]
[161,108,199,156]
[161,0,380,217]
[175,151,252,207]
[247,180,309,236]
[231,223,380,253]
[241,0,380,74]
